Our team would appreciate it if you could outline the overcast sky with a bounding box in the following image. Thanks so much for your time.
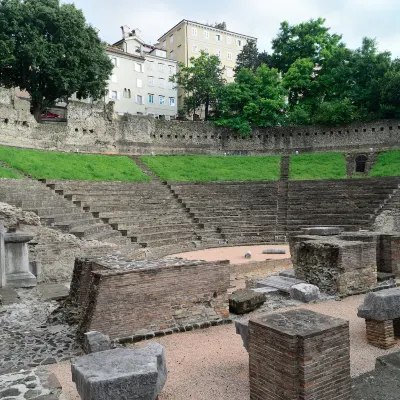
[66,0,400,58]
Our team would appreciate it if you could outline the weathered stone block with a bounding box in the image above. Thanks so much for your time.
[255,275,304,293]
[71,343,167,400]
[83,331,111,354]
[358,288,400,321]
[303,226,343,236]
[290,283,320,303]
[229,289,266,314]
[245,251,251,259]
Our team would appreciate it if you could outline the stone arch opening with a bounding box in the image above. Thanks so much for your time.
[355,155,368,173]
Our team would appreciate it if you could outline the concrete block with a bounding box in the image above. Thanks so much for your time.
[83,331,111,354]
[290,283,320,303]
[229,289,266,314]
[71,344,167,400]
[358,288,400,321]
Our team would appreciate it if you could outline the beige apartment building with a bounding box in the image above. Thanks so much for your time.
[158,19,257,110]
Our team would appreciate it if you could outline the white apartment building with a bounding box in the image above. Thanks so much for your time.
[108,27,178,119]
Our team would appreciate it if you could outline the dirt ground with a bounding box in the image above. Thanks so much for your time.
[52,294,400,400]
[168,244,291,264]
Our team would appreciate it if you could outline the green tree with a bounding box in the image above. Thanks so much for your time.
[235,40,274,73]
[271,18,343,74]
[0,0,113,121]
[215,65,287,135]
[381,63,400,118]
[171,50,225,121]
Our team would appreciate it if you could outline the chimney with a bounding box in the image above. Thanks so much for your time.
[120,25,131,39]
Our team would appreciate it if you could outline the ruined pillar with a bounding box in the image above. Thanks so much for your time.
[249,309,351,400]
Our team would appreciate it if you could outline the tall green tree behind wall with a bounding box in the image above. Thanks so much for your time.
[0,0,113,121]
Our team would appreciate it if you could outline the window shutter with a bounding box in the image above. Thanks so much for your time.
[117,91,121,100]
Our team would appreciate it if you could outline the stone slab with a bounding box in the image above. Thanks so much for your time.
[377,272,396,282]
[250,308,349,338]
[302,226,343,236]
[84,331,111,354]
[4,232,35,243]
[71,344,167,400]
[229,289,266,314]
[255,275,305,293]
[251,287,279,294]
[358,288,400,321]
[262,248,286,254]
[38,284,69,301]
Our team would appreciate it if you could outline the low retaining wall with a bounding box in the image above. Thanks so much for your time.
[232,258,292,280]
[72,256,231,340]
[1,88,400,155]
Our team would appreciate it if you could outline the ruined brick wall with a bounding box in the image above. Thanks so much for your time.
[78,259,230,340]
[293,238,377,295]
[378,234,400,276]
[1,88,400,155]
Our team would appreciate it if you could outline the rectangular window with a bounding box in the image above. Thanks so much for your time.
[135,63,143,72]
[159,78,165,88]
[215,34,222,41]
[136,95,143,104]
[226,36,232,44]
[137,78,143,88]
[216,49,221,58]
[158,63,164,72]
[204,30,210,39]
[148,61,154,71]
[169,97,175,107]
[170,34,174,43]
[110,57,117,66]
[192,27,197,36]
[111,90,118,100]
[111,73,117,83]
[227,52,233,61]
[204,47,209,54]
[227,68,233,78]
[148,76,154,87]
[148,94,154,104]
[192,45,199,53]
[168,81,174,89]
[159,95,165,105]
[236,39,243,46]
[168,65,174,74]
[170,51,174,60]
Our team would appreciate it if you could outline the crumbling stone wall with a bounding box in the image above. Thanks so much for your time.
[0,202,116,283]
[1,88,400,155]
[75,256,230,340]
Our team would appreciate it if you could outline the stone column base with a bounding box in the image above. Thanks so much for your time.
[6,271,37,288]
[365,319,395,349]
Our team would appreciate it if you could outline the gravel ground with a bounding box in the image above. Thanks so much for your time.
[168,244,290,264]
[50,294,400,400]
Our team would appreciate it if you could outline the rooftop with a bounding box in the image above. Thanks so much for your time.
[158,19,257,42]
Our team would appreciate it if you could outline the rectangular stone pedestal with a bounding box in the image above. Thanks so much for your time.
[249,309,351,400]
[365,319,395,349]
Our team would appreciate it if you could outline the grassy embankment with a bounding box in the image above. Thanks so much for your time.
[0,146,150,181]
[141,155,281,182]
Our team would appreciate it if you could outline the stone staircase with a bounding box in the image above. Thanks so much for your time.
[43,179,224,257]
[0,178,130,246]
[286,177,400,236]
[169,181,280,245]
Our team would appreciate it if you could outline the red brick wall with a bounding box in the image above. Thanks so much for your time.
[80,260,230,340]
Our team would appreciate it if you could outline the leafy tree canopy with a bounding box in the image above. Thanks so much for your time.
[0,0,113,120]
[171,51,225,121]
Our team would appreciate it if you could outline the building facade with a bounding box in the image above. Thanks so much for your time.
[157,20,257,110]
[108,28,178,119]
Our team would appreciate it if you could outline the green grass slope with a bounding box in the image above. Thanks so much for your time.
[289,152,346,180]
[370,151,400,177]
[0,165,22,179]
[141,155,281,182]
[0,146,150,181]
